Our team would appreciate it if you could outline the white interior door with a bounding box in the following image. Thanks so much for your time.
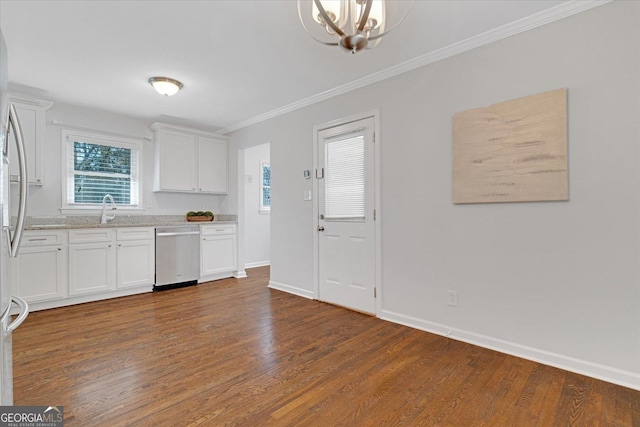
[317,117,375,314]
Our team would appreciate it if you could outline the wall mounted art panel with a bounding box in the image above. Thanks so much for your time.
[452,88,568,204]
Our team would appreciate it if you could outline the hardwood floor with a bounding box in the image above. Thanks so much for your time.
[12,266,640,426]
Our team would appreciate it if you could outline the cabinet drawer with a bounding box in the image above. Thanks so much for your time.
[69,229,115,244]
[117,227,154,241]
[201,224,236,236]
[22,231,65,247]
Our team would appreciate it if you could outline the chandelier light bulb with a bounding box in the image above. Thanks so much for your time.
[313,0,342,25]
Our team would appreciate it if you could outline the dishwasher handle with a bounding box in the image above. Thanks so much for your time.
[156,231,201,237]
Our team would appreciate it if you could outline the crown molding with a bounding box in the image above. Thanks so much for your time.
[217,0,611,135]
[150,122,229,139]
[9,93,54,110]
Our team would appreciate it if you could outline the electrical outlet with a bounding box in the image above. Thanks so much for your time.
[447,290,458,307]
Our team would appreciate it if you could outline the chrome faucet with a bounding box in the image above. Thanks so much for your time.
[101,194,116,224]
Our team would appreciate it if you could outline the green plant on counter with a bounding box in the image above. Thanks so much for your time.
[186,211,214,217]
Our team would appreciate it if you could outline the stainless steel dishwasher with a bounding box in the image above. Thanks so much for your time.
[154,225,200,290]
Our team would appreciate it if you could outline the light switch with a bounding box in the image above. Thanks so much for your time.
[304,190,312,201]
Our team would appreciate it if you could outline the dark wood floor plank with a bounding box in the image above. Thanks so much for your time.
[11,266,640,426]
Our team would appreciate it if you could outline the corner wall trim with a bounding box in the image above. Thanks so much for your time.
[379,309,640,391]
[216,0,611,135]
[268,281,314,300]
[234,270,248,279]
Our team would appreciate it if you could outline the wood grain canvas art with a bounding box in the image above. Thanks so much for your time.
[452,88,568,204]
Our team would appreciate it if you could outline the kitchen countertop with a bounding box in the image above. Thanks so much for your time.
[22,214,237,231]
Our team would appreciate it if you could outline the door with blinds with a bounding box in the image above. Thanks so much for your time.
[317,117,375,314]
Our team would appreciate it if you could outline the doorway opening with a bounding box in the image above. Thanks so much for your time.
[243,142,271,269]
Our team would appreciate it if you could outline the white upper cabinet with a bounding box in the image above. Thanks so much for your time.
[156,129,197,192]
[197,136,227,193]
[151,123,228,194]
[8,95,53,186]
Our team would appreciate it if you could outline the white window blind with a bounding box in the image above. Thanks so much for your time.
[66,135,140,207]
[260,161,271,212]
[324,130,365,220]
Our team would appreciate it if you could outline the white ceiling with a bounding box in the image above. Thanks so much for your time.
[0,0,570,133]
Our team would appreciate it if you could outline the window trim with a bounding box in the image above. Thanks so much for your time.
[259,160,271,214]
[61,128,144,212]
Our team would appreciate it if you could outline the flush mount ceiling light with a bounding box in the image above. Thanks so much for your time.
[297,0,413,54]
[148,77,183,96]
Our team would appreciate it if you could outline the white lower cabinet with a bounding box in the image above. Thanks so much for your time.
[200,224,237,279]
[12,223,237,310]
[116,228,155,289]
[13,227,157,310]
[67,228,155,295]
[68,229,116,296]
[11,231,67,303]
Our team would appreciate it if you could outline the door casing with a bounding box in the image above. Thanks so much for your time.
[312,110,382,316]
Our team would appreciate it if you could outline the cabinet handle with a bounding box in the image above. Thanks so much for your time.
[28,238,47,241]
[108,244,112,248]
[57,247,61,251]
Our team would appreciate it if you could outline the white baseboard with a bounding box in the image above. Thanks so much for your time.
[234,270,247,279]
[245,261,270,269]
[380,309,640,391]
[21,286,152,313]
[268,280,314,299]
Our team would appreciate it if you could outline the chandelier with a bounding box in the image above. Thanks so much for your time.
[297,0,413,54]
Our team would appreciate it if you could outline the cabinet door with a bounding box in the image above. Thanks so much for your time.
[157,130,197,191]
[11,245,66,303]
[201,235,237,276]
[68,242,116,295]
[9,101,48,185]
[197,136,228,193]
[117,240,154,289]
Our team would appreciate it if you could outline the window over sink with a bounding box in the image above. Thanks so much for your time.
[62,129,142,210]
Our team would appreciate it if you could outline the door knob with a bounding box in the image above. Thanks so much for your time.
[317,226,325,232]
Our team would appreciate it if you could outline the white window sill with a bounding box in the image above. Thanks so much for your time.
[60,206,144,215]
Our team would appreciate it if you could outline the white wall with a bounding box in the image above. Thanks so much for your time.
[228,2,640,389]
[22,101,228,217]
[243,143,270,267]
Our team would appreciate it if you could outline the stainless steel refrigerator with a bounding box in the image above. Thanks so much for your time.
[0,28,30,406]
